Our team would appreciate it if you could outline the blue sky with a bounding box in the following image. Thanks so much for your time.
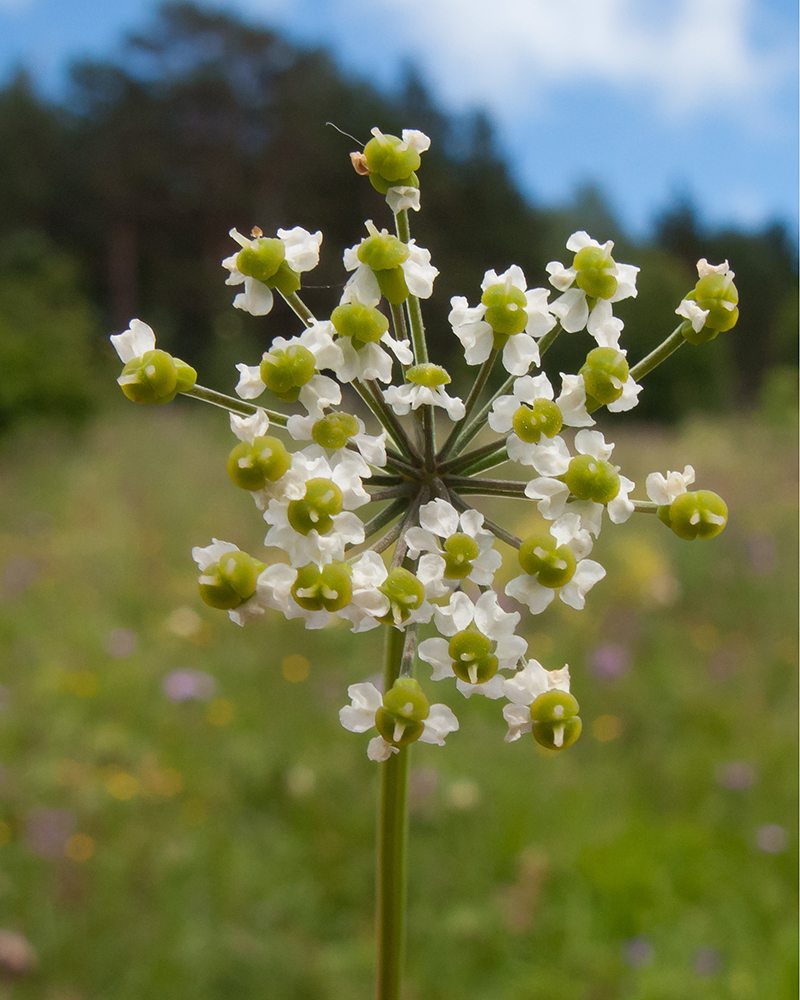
[0,0,797,239]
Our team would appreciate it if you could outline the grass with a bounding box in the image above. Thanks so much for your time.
[0,402,796,999]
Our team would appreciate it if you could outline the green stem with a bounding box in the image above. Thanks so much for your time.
[448,323,563,456]
[632,500,659,513]
[183,385,288,425]
[376,627,409,1000]
[437,350,499,461]
[393,210,429,365]
[280,289,316,328]
[443,441,509,477]
[445,476,527,497]
[353,380,418,462]
[360,499,408,544]
[447,491,522,549]
[390,302,410,346]
[629,325,686,382]
[422,405,436,471]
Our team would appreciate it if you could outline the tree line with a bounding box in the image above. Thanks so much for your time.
[0,1,796,431]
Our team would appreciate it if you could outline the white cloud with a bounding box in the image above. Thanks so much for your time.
[331,0,786,120]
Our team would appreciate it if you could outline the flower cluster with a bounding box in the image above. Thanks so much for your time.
[110,127,734,761]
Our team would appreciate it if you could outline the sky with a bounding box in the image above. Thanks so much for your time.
[0,0,797,239]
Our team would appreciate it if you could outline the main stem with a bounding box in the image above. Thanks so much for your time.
[376,626,409,1000]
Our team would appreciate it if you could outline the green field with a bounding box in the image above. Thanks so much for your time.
[0,404,796,999]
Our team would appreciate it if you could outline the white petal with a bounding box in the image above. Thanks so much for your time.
[418,704,459,745]
[233,277,274,316]
[556,374,594,428]
[191,538,239,571]
[110,318,156,363]
[607,376,642,412]
[550,288,588,333]
[559,559,606,609]
[574,429,614,461]
[505,574,556,614]
[419,498,459,538]
[502,703,532,742]
[367,736,397,761]
[417,637,456,681]
[386,186,421,213]
[401,129,431,152]
[230,409,269,442]
[402,243,438,298]
[501,333,540,376]
[278,227,322,272]
[381,332,414,365]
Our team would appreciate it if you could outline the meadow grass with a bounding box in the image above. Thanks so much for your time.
[0,403,796,999]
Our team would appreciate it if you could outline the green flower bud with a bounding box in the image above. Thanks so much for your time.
[448,630,499,684]
[442,533,480,580]
[357,230,410,272]
[375,266,410,305]
[382,677,430,722]
[379,567,425,626]
[227,435,291,491]
[235,237,285,284]
[198,550,264,610]
[311,413,360,450]
[269,259,302,297]
[407,363,451,387]
[369,171,419,195]
[518,535,576,588]
[287,478,343,535]
[661,490,728,540]
[481,283,529,341]
[376,677,430,746]
[512,399,563,443]
[579,347,629,407]
[573,244,618,300]
[364,132,422,183]
[118,349,197,404]
[331,301,389,348]
[260,345,316,402]
[291,561,352,612]
[681,272,740,344]
[565,454,620,504]
[530,690,582,751]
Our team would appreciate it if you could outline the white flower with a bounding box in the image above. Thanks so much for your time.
[191,539,266,627]
[449,266,556,376]
[338,681,458,760]
[334,550,437,632]
[222,227,322,315]
[583,302,642,412]
[110,318,156,363]
[287,412,387,470]
[417,590,527,699]
[524,429,635,534]
[343,223,438,302]
[488,373,580,471]
[546,232,639,333]
[263,451,367,566]
[501,660,571,742]
[404,499,501,588]
[383,382,465,421]
[235,325,344,420]
[646,465,695,506]
[256,563,332,629]
[505,513,605,614]
[331,286,414,384]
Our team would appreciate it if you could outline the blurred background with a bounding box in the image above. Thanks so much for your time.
[0,1,796,997]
